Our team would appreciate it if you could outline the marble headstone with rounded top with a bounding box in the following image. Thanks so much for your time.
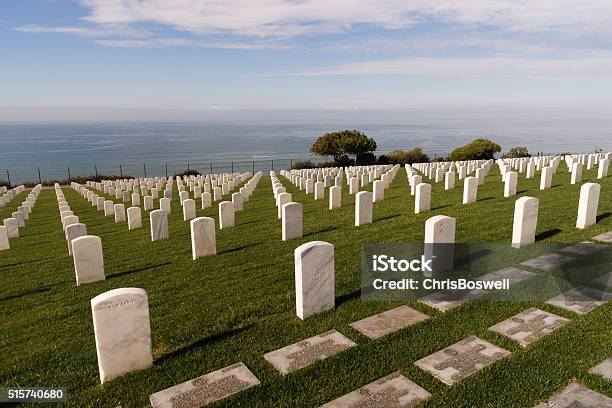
[72,235,105,285]
[150,210,169,241]
[190,217,216,260]
[91,288,153,384]
[294,241,335,320]
[127,207,142,230]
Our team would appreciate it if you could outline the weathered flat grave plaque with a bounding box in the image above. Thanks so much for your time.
[489,307,569,346]
[519,253,575,271]
[592,231,612,243]
[559,241,607,256]
[149,362,259,408]
[592,271,612,288]
[350,306,429,340]
[319,372,431,408]
[589,357,612,380]
[533,383,612,407]
[264,330,357,375]
[546,286,611,314]
[419,267,535,312]
[414,336,510,385]
[419,292,471,312]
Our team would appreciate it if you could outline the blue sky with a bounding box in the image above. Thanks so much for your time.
[1,0,612,121]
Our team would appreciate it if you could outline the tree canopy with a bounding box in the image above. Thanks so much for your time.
[310,130,377,162]
[449,138,501,161]
[502,146,531,158]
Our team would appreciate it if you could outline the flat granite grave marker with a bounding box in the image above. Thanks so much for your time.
[592,271,612,288]
[263,330,357,375]
[419,267,535,312]
[91,288,153,384]
[349,306,429,340]
[489,307,569,346]
[533,383,612,408]
[519,253,575,271]
[294,241,334,319]
[72,235,105,285]
[559,241,607,256]
[149,362,260,408]
[320,372,431,408]
[414,336,510,385]
[545,286,610,314]
[592,230,612,243]
[589,357,612,381]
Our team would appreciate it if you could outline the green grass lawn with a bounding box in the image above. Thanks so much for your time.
[1,166,611,407]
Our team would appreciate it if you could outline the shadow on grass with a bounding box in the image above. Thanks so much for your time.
[304,226,339,237]
[238,219,265,226]
[432,204,452,210]
[0,286,50,302]
[155,324,254,364]
[218,242,263,255]
[0,256,54,269]
[516,190,529,194]
[596,212,611,222]
[109,262,172,279]
[375,214,402,222]
[454,248,492,268]
[336,289,361,307]
[536,228,562,241]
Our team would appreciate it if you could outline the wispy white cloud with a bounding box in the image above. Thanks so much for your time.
[13,24,150,38]
[76,0,612,38]
[94,37,291,50]
[286,55,612,78]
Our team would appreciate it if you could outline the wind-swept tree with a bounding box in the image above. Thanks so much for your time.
[310,130,377,163]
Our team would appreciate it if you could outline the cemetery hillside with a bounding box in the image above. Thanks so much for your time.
[1,138,611,407]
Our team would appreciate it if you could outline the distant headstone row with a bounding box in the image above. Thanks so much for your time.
[1,184,42,251]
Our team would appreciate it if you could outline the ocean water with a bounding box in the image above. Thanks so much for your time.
[0,119,610,183]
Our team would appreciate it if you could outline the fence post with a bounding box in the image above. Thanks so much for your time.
[231,162,234,173]
[95,165,98,178]
[6,170,10,187]
[210,163,213,174]
[252,161,255,173]
[271,160,274,171]
[290,159,293,169]
[38,168,42,184]
[67,167,71,181]
[120,164,123,177]
[143,163,147,178]
[165,163,168,178]
[187,162,190,172]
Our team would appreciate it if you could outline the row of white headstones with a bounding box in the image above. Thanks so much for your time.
[25,152,610,386]
[56,172,263,286]
[52,171,267,384]
[0,184,42,251]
